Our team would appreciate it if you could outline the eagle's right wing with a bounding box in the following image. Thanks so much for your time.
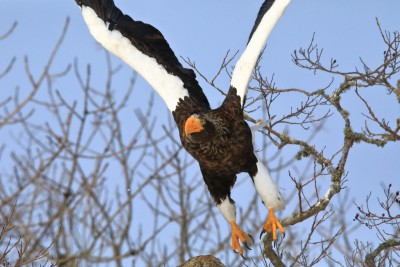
[76,0,210,113]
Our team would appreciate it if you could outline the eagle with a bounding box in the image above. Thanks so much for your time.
[75,0,291,255]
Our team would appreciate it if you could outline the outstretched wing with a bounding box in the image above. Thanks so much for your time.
[230,0,291,108]
[76,0,210,113]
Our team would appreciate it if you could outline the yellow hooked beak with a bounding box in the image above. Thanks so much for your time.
[184,116,204,136]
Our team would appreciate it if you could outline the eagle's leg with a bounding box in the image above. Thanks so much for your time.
[261,208,284,240]
[202,170,254,254]
[218,198,254,255]
[248,156,286,240]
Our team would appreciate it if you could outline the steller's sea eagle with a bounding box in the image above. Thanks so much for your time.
[75,0,291,255]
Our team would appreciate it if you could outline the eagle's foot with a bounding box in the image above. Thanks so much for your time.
[230,221,254,255]
[260,208,284,240]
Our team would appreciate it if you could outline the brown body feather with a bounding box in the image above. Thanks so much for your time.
[177,87,258,203]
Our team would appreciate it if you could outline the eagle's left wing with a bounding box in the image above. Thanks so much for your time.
[230,0,291,108]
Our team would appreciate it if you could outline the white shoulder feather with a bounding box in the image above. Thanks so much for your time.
[81,6,189,112]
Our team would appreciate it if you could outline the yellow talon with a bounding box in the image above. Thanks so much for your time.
[230,221,254,255]
[262,208,284,240]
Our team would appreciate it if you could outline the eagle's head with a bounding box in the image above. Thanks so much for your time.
[184,114,216,141]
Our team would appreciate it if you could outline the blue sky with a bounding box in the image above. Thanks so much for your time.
[1,0,400,264]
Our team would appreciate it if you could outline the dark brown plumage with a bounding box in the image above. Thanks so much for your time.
[177,87,258,204]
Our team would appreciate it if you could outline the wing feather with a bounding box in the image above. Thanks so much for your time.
[230,0,291,107]
[76,0,210,112]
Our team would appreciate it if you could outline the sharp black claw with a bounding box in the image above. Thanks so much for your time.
[240,253,247,260]
[260,229,266,239]
[249,234,254,244]
[282,232,286,239]
[244,242,252,250]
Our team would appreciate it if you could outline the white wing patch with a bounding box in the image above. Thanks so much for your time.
[251,122,285,210]
[231,0,291,107]
[81,6,189,112]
